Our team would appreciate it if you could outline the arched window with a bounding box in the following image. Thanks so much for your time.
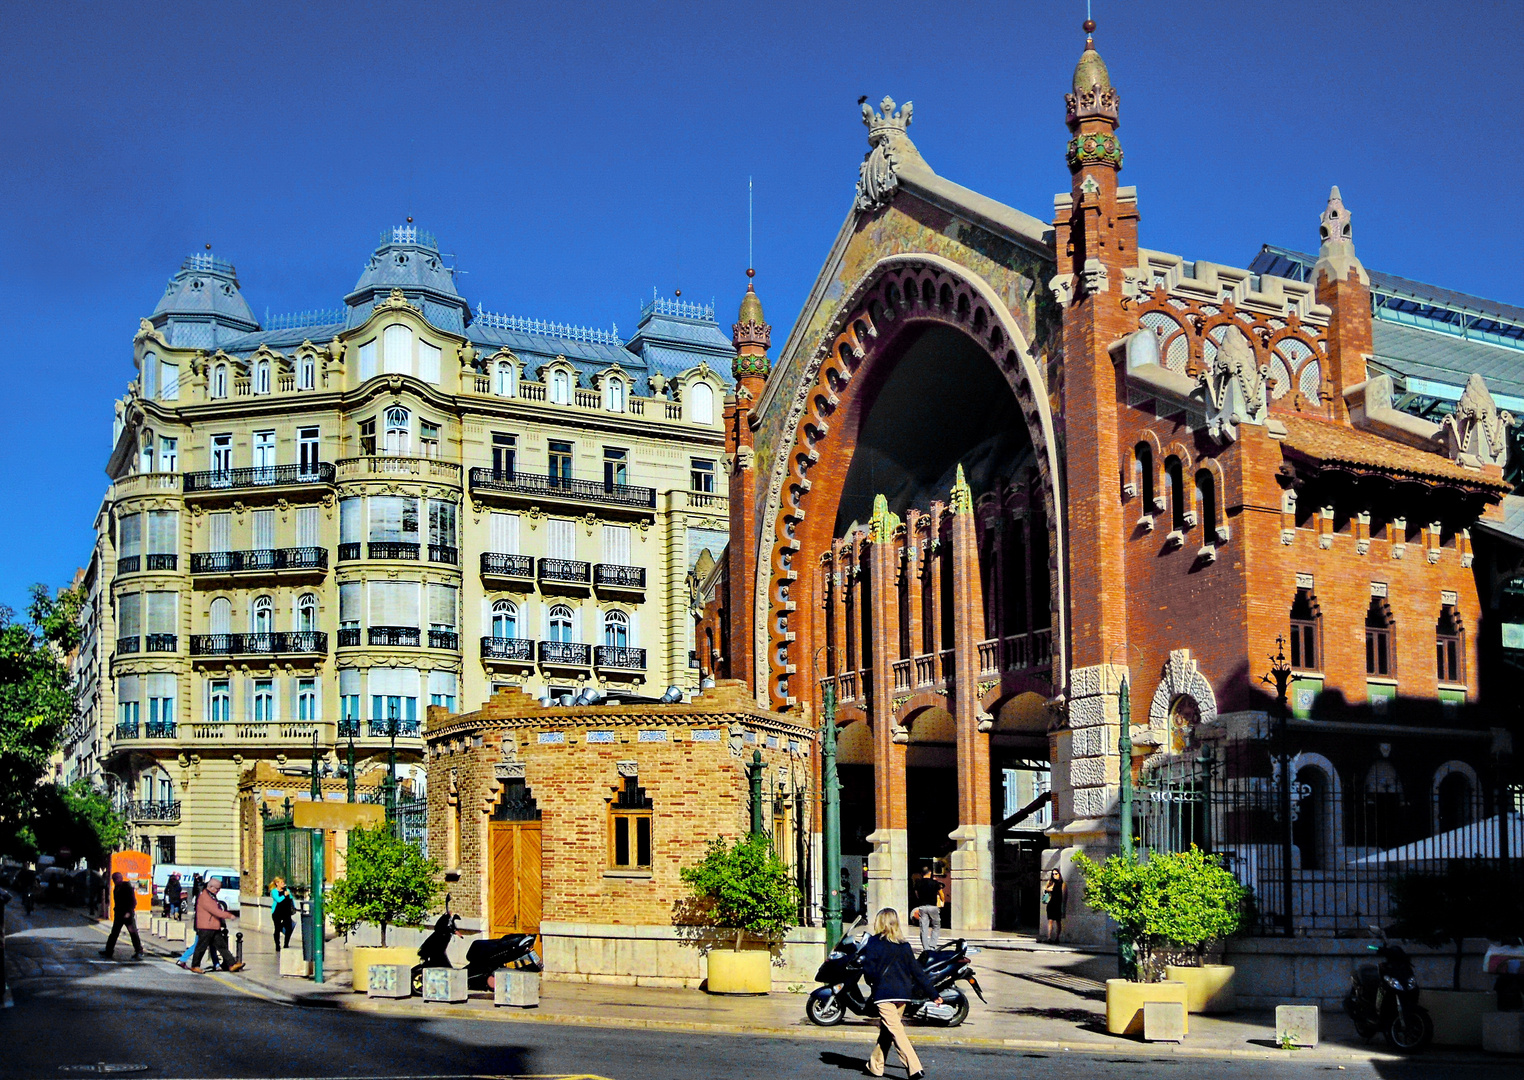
[689,381,714,425]
[140,429,155,474]
[1436,604,1464,684]
[297,353,315,390]
[1362,760,1403,850]
[212,364,228,399]
[495,361,516,397]
[384,407,410,455]
[603,609,629,648]
[383,323,413,375]
[209,597,232,636]
[296,593,318,633]
[1290,588,1321,672]
[1365,596,1394,677]
[605,377,625,413]
[254,359,271,395]
[251,595,274,635]
[1292,765,1330,870]
[1195,469,1217,538]
[1133,443,1154,507]
[143,354,158,398]
[1165,456,1187,531]
[491,600,518,638]
[548,604,574,643]
[549,368,572,405]
[1434,767,1476,832]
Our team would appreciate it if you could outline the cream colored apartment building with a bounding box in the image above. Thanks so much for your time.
[91,227,733,867]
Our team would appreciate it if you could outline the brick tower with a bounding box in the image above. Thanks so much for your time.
[724,269,772,700]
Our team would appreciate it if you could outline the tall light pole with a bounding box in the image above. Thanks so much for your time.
[1261,637,1295,937]
[821,677,842,951]
[1107,644,1137,979]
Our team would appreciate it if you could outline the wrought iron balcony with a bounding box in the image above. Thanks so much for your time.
[337,718,361,738]
[480,636,535,662]
[145,633,178,653]
[480,552,534,578]
[538,640,591,666]
[367,717,421,738]
[593,563,645,590]
[116,636,140,654]
[114,720,138,740]
[428,629,460,650]
[183,462,336,494]
[337,628,360,647]
[127,800,181,822]
[368,541,420,560]
[468,467,656,509]
[539,558,591,585]
[144,720,177,739]
[190,547,327,574]
[595,645,646,670]
[145,553,178,571]
[116,556,140,574]
[429,544,459,565]
[369,626,420,647]
[189,631,328,657]
[338,542,361,561]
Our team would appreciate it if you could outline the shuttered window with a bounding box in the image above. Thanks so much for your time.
[602,525,631,565]
[208,512,231,553]
[119,513,142,559]
[428,584,457,631]
[145,592,176,634]
[147,511,177,555]
[252,510,275,550]
[490,512,520,555]
[339,498,362,545]
[369,496,418,542]
[118,593,142,637]
[548,518,575,560]
[369,581,419,628]
[383,324,412,375]
[339,583,361,629]
[428,500,457,547]
[358,340,376,380]
[296,506,319,548]
[418,340,441,383]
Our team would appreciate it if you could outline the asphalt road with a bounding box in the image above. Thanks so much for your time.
[3,905,1519,1080]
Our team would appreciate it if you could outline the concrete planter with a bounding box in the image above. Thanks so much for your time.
[1106,979,1190,1036]
[706,947,773,995]
[1164,964,1237,1014]
[351,945,417,993]
[1421,989,1498,1047]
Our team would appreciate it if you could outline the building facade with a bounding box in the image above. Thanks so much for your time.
[89,228,733,869]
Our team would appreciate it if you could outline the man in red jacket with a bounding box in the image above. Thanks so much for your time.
[190,877,244,973]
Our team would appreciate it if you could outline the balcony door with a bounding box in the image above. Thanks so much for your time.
[210,434,233,483]
[298,427,320,476]
[252,431,276,483]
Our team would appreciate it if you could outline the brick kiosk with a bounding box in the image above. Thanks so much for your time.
[424,681,823,988]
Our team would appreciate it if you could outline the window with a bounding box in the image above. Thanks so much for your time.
[296,593,318,633]
[428,499,457,552]
[428,583,458,633]
[369,667,419,734]
[211,364,228,399]
[143,355,157,399]
[117,675,140,732]
[339,498,362,550]
[298,427,320,475]
[296,505,319,549]
[160,358,178,401]
[211,433,232,474]
[1365,596,1394,677]
[209,597,232,636]
[253,678,275,724]
[549,440,573,484]
[689,381,714,425]
[359,418,377,456]
[119,512,142,564]
[1195,469,1217,537]
[368,579,420,629]
[429,671,457,711]
[1436,605,1464,684]
[339,582,360,632]
[489,511,520,555]
[383,324,413,375]
[159,436,177,473]
[383,407,410,455]
[691,459,716,493]
[147,673,175,731]
[254,359,271,395]
[209,679,231,724]
[417,340,441,383]
[1134,444,1155,507]
[548,604,574,643]
[145,591,176,640]
[252,509,275,551]
[252,430,276,470]
[297,353,315,390]
[297,678,319,723]
[369,495,419,544]
[603,447,628,489]
[419,420,440,457]
[140,429,155,474]
[609,774,653,869]
[495,361,517,397]
[547,518,575,560]
[147,511,176,561]
[339,670,360,733]
[603,610,629,647]
[1165,456,1187,531]
[549,368,572,405]
[1289,588,1320,671]
[208,512,231,553]
[491,433,516,479]
[603,524,631,565]
[118,592,141,641]
[491,600,518,638]
[358,340,377,381]
[252,596,274,635]
[604,377,625,413]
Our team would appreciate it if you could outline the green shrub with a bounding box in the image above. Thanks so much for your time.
[678,834,800,947]
[1074,846,1248,981]
[328,824,442,945]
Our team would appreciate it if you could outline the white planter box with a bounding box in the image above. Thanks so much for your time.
[367,963,412,999]
[495,969,539,1008]
[422,967,469,1003]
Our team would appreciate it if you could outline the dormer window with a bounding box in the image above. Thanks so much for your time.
[254,359,271,395]
[605,376,625,413]
[689,381,714,425]
[383,324,412,375]
[550,368,572,405]
[495,361,517,397]
[297,353,315,390]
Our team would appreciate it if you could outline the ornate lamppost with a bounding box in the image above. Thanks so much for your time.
[1261,637,1296,936]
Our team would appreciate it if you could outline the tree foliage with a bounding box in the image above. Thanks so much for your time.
[17,782,127,868]
[327,824,442,944]
[0,584,84,859]
[678,834,800,945]
[1390,862,1520,990]
[1074,846,1249,981]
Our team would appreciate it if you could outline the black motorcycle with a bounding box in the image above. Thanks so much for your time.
[1343,926,1433,1052]
[805,921,984,1027]
[411,912,542,996]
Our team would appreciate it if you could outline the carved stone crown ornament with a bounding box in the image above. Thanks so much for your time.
[855,96,913,214]
[1200,325,1269,443]
[1438,372,1513,469]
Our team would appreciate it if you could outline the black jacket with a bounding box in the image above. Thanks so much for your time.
[113,880,136,918]
[858,934,939,1004]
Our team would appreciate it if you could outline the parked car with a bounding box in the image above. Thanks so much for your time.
[151,864,242,913]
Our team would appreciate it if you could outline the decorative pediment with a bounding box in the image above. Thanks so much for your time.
[1147,649,1218,739]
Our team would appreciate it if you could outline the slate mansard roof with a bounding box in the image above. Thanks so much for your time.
[149,227,735,396]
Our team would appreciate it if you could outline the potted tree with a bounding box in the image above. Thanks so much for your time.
[1075,846,1247,1034]
[678,834,800,994]
[329,824,442,992]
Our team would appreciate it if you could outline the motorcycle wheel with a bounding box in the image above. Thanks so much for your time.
[1383,1007,1433,1053]
[806,992,847,1026]
[944,993,971,1027]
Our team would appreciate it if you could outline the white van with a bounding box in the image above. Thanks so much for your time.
[151,864,242,913]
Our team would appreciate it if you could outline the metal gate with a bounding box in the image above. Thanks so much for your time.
[260,799,312,897]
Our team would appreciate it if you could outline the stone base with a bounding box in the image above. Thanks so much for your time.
[1164,964,1237,1014]
[539,921,824,991]
[495,969,540,1008]
[864,828,907,922]
[279,949,312,978]
[164,921,186,943]
[1144,1000,1186,1042]
[1422,989,1497,1048]
[1276,1004,1320,1048]
[1483,1012,1524,1055]
[366,963,412,999]
[422,966,469,1003]
[948,824,993,932]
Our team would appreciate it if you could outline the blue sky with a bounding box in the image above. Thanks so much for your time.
[1,1,1520,611]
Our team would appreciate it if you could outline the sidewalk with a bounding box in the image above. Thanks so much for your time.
[133,916,1497,1066]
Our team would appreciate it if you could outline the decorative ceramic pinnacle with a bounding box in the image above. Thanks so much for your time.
[869,493,902,543]
[950,464,973,514]
[1066,24,1119,130]
[732,271,772,362]
[1312,184,1369,287]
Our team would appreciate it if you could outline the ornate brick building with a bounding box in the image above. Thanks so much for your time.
[699,24,1516,942]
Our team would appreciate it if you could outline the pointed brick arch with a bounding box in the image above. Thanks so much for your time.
[753,253,1065,711]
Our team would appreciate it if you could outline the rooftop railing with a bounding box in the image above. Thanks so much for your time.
[473,305,622,345]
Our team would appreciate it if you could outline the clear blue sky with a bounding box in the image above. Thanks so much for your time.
[2,1,1520,611]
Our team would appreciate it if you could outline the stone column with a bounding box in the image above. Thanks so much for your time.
[865,510,907,919]
[1052,662,1125,944]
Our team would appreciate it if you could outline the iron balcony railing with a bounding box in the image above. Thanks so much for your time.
[481,636,535,662]
[595,645,646,670]
[593,563,645,589]
[338,718,361,738]
[538,640,591,666]
[114,720,138,740]
[190,547,327,574]
[117,556,140,574]
[539,558,591,585]
[127,800,181,822]
[145,553,178,571]
[468,467,656,509]
[368,541,420,560]
[337,628,360,647]
[145,633,177,653]
[429,544,458,564]
[183,462,336,493]
[428,629,460,650]
[189,631,328,656]
[144,720,177,739]
[117,636,140,654]
[481,552,534,578]
[366,717,422,738]
[369,626,420,647]
[338,542,361,561]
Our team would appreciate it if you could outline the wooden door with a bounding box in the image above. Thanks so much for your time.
[488,821,542,937]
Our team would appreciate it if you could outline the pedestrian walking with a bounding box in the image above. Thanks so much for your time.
[99,872,143,960]
[858,908,938,1079]
[163,872,182,918]
[189,877,244,974]
[1041,868,1065,943]
[269,877,295,951]
[910,866,944,953]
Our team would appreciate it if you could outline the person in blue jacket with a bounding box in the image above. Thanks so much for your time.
[857,907,939,1078]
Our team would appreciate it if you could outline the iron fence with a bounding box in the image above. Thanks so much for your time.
[261,803,313,897]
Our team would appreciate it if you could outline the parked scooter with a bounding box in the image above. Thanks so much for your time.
[805,919,984,1027]
[411,912,542,996]
[1343,925,1433,1052]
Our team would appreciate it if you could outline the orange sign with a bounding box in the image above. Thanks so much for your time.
[111,850,153,912]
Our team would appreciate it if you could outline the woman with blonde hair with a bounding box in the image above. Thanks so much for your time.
[857,907,939,1078]
[269,875,296,952]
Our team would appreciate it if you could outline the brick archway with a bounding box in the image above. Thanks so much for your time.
[753,254,1066,711]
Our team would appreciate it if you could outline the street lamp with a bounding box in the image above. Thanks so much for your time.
[1107,643,1138,980]
[1261,637,1296,937]
[813,646,842,952]
[345,720,357,804]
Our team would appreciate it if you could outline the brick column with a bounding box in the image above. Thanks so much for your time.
[947,472,993,930]
[865,523,907,918]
